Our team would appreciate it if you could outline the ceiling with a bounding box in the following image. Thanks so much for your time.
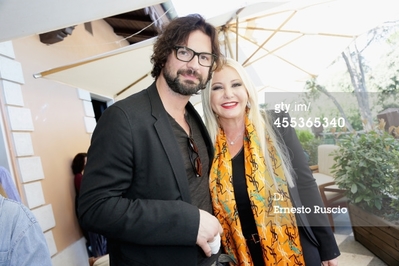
[93,1,177,45]
[104,9,160,45]
[0,0,168,43]
[37,2,176,45]
[104,9,158,44]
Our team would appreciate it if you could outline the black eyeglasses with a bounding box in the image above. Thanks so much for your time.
[174,46,216,67]
[188,136,203,177]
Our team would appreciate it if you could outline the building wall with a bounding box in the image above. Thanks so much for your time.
[0,20,129,265]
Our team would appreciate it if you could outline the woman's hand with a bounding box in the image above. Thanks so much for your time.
[322,258,338,266]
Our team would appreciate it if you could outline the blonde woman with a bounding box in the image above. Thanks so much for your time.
[201,58,339,265]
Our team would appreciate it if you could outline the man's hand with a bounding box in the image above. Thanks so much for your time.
[322,258,338,266]
[196,209,223,257]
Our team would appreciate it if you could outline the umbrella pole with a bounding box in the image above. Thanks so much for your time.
[222,27,234,60]
[236,15,239,61]
[117,73,149,96]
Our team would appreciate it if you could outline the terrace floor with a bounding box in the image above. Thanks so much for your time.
[333,212,387,266]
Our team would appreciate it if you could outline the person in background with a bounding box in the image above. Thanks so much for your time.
[72,152,108,261]
[72,152,87,196]
[201,57,340,265]
[78,14,226,266]
[0,184,52,266]
[0,166,21,202]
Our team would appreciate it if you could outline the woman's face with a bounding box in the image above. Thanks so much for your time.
[210,66,248,123]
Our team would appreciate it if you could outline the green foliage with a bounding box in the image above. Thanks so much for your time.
[345,110,363,131]
[331,128,399,218]
[295,129,322,166]
[368,24,399,110]
[372,58,399,108]
[296,129,314,143]
[302,138,323,166]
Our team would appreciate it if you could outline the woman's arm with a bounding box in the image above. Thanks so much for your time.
[268,111,340,261]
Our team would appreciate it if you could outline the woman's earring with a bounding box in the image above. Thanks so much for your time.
[246,102,251,109]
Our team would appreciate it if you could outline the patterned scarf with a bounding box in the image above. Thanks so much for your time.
[210,115,305,265]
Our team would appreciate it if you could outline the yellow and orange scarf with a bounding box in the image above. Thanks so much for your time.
[210,116,305,265]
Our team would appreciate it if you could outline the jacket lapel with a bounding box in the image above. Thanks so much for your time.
[147,83,192,203]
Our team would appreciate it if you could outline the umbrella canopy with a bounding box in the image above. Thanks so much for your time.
[34,0,399,102]
[34,37,157,100]
[211,0,399,92]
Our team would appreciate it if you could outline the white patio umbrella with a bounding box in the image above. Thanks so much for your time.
[210,0,399,93]
[34,0,399,102]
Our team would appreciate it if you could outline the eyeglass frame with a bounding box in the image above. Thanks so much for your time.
[187,136,203,177]
[173,45,217,67]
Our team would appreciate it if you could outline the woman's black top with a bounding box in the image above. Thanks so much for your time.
[232,147,264,265]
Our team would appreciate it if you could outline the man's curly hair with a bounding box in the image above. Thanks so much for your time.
[150,14,222,84]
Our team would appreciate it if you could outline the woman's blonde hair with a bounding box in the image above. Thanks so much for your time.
[201,57,294,187]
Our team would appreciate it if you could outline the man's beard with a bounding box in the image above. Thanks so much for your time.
[163,68,207,96]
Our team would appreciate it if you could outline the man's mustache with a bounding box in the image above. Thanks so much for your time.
[177,69,201,79]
